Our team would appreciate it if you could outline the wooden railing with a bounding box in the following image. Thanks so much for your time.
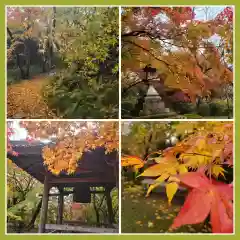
[44,224,118,233]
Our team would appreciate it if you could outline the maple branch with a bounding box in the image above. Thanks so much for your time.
[181,152,212,158]
[122,80,144,95]
[12,171,24,194]
[123,39,172,70]
[26,198,42,230]
[7,27,13,39]
[122,30,149,37]
[25,177,34,194]
[143,130,153,160]
[204,67,212,74]
[122,77,161,96]
[122,29,186,42]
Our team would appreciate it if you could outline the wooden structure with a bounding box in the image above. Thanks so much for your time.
[8,140,119,233]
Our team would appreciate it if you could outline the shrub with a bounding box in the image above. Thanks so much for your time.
[209,100,233,117]
[197,103,211,116]
[171,102,195,114]
[44,73,119,119]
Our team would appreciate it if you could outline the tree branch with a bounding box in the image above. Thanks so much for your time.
[7,27,13,39]
[123,39,171,70]
[122,80,144,95]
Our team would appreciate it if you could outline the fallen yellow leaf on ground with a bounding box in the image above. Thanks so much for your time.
[7,76,56,119]
[148,221,154,228]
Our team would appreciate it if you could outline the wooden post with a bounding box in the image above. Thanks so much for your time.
[38,175,50,233]
[105,187,114,225]
[57,187,64,224]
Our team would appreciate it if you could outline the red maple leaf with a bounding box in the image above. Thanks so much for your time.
[215,7,233,23]
[150,8,161,16]
[7,127,14,137]
[171,172,233,233]
[12,151,19,157]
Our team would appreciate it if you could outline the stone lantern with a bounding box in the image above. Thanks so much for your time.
[142,85,168,115]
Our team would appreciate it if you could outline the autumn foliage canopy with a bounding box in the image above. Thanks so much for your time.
[122,7,233,102]
[8,121,119,175]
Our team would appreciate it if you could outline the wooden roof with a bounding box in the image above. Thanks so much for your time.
[8,140,118,188]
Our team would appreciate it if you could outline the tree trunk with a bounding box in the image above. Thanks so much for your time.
[7,27,13,39]
[25,51,30,79]
[130,88,148,117]
[26,198,42,230]
[16,55,25,79]
[196,96,202,111]
[93,194,100,226]
[105,187,114,225]
[47,7,57,71]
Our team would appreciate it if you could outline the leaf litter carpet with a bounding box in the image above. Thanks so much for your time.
[7,76,56,119]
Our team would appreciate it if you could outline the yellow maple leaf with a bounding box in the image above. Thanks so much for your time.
[148,221,154,228]
[210,164,226,178]
[146,173,169,197]
[166,182,179,205]
[140,160,173,177]
[121,155,144,169]
[178,164,188,174]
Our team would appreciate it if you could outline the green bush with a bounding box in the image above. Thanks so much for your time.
[44,73,119,119]
[209,100,233,117]
[197,103,211,116]
[171,102,196,114]
[196,100,233,117]
[209,102,223,116]
[222,102,233,117]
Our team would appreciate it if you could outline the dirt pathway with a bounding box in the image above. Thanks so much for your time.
[7,76,56,119]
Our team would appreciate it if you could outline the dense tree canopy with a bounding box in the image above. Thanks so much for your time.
[7,7,119,118]
[121,7,233,118]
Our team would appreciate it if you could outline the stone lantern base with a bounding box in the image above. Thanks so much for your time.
[142,97,166,115]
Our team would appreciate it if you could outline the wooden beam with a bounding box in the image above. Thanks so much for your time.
[49,177,114,184]
[63,221,118,229]
[56,188,64,224]
[38,175,50,233]
[75,168,93,174]
[45,224,118,233]
[39,190,106,197]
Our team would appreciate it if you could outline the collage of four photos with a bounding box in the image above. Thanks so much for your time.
[6,6,234,234]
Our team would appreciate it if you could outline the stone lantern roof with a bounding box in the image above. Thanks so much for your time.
[146,85,161,99]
